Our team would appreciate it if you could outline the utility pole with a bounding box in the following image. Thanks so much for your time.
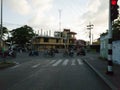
[59,9,62,33]
[87,22,94,45]
[106,0,113,75]
[41,29,43,36]
[59,9,62,49]
[106,0,119,75]
[0,0,3,47]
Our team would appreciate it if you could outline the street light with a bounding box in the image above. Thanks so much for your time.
[0,0,3,47]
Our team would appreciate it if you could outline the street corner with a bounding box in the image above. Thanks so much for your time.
[0,61,16,70]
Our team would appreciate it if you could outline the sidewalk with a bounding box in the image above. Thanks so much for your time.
[82,52,120,90]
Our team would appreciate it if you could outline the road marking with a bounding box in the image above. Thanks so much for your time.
[77,59,83,65]
[10,64,20,69]
[49,60,56,65]
[43,60,57,67]
[32,63,41,68]
[62,59,69,66]
[52,59,62,67]
[71,59,76,65]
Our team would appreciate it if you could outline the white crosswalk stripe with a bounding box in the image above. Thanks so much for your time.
[45,58,84,67]
[77,59,83,65]
[71,59,76,65]
[62,59,69,66]
[32,63,41,68]
[43,60,57,67]
[52,59,62,67]
[49,60,57,65]
[30,59,84,69]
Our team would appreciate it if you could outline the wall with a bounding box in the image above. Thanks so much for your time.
[112,40,120,64]
[100,34,109,59]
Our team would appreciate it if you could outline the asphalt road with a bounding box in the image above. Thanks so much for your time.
[0,52,110,90]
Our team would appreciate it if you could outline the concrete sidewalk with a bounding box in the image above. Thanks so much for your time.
[82,52,120,90]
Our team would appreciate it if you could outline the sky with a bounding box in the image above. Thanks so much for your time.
[1,0,120,41]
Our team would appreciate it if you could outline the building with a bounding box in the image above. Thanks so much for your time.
[31,29,77,51]
[75,39,86,47]
[100,34,120,64]
[112,40,120,64]
[100,34,109,59]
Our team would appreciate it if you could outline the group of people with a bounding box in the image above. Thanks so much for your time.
[63,46,86,57]
[28,46,86,57]
[0,47,16,58]
[43,48,56,57]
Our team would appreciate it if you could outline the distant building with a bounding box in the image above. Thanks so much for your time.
[100,34,109,59]
[31,29,77,51]
[112,40,120,64]
[100,34,120,64]
[75,39,86,47]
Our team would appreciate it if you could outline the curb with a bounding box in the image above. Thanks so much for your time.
[83,59,118,90]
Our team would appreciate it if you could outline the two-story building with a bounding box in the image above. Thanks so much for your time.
[31,29,77,51]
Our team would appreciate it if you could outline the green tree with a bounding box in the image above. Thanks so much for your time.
[112,19,120,41]
[10,25,35,47]
[0,25,9,39]
[100,19,120,41]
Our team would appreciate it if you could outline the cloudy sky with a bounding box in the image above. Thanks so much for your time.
[1,0,120,41]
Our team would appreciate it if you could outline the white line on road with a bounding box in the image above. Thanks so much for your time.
[77,59,83,65]
[62,59,69,66]
[52,59,62,67]
[32,63,41,68]
[71,59,76,65]
[10,64,20,69]
[49,60,57,65]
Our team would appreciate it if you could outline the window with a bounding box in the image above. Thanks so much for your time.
[44,38,49,42]
[56,39,59,43]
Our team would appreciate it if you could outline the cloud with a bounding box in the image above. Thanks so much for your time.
[4,0,31,15]
[4,0,56,31]
[4,0,118,40]
[28,0,55,29]
[87,0,100,13]
[81,0,109,24]
[30,0,53,8]
[80,0,109,32]
[74,0,110,40]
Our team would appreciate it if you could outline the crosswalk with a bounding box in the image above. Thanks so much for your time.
[47,58,83,67]
[32,59,83,68]
[11,58,84,70]
[62,59,69,66]
[32,58,84,68]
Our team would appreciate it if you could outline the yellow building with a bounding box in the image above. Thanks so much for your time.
[32,29,77,51]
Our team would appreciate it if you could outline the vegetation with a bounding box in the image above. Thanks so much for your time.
[0,61,16,69]
[10,25,35,47]
[100,19,120,41]
[0,25,9,39]
[112,19,120,41]
[100,30,108,37]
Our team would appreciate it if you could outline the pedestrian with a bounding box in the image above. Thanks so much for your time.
[2,47,5,57]
[20,48,22,53]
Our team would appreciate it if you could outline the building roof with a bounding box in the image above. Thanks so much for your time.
[34,36,62,39]
[68,32,77,34]
[64,29,70,32]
